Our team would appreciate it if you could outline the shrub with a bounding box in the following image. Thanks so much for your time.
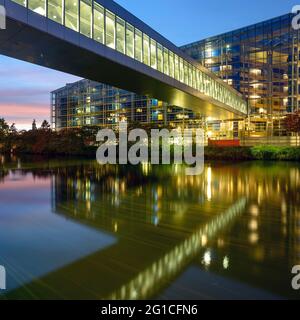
[250,145,300,161]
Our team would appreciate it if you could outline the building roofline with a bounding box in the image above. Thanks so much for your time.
[180,12,293,48]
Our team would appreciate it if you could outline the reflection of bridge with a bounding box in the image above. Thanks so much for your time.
[107,198,246,300]
[2,0,247,118]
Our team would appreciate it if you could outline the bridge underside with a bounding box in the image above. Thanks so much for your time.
[0,14,245,119]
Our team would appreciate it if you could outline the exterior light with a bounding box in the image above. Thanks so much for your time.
[223,256,229,269]
[203,250,211,266]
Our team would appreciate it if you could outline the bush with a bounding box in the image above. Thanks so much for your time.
[251,145,300,161]
[204,147,253,161]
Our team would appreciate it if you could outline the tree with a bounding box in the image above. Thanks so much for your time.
[9,123,17,133]
[284,111,300,135]
[0,118,9,139]
[41,120,51,130]
[32,119,37,131]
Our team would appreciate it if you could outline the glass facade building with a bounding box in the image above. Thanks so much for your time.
[53,13,300,138]
[181,13,299,136]
[51,79,202,130]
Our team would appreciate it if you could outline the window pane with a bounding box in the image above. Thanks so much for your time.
[93,3,104,44]
[80,0,92,38]
[48,0,63,24]
[150,39,157,69]
[106,10,115,49]
[193,68,196,89]
[179,58,184,83]
[157,44,163,72]
[11,0,26,7]
[143,34,150,66]
[169,52,174,78]
[184,61,188,85]
[126,23,134,58]
[65,0,79,31]
[116,17,125,54]
[196,70,200,90]
[174,55,179,81]
[28,0,46,16]
[163,48,169,76]
[134,29,143,62]
[188,65,193,87]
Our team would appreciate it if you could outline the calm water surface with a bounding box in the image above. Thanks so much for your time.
[0,156,299,299]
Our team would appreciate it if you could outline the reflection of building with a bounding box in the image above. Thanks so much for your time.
[52,13,300,139]
[50,162,246,299]
[181,13,299,136]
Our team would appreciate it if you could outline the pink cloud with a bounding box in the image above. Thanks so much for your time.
[0,102,50,129]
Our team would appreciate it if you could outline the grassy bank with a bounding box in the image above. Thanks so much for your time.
[205,146,300,161]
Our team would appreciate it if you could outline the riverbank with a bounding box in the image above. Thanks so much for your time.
[205,146,300,161]
[1,144,300,161]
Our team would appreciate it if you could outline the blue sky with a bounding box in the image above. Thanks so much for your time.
[0,0,297,129]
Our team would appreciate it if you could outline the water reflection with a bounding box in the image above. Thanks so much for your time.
[0,157,300,299]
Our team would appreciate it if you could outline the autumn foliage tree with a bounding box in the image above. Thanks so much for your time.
[284,111,300,135]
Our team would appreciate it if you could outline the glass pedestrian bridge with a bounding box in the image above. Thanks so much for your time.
[2,0,248,118]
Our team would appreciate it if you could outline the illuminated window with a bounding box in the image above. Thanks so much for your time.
[143,34,150,66]
[105,10,115,49]
[150,39,157,69]
[157,43,163,72]
[80,0,92,38]
[116,17,125,54]
[188,65,193,87]
[196,70,201,90]
[134,29,143,62]
[174,55,179,81]
[169,52,174,78]
[126,23,134,58]
[47,0,63,23]
[85,117,91,125]
[65,0,79,31]
[163,47,169,76]
[93,3,104,44]
[192,68,196,89]
[179,58,184,83]
[28,0,46,16]
[184,61,188,85]
[11,0,26,7]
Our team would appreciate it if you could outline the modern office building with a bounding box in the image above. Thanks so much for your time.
[181,13,299,136]
[51,79,202,130]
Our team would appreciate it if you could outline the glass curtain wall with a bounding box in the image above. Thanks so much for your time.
[80,0,92,38]
[65,0,79,31]
[28,0,46,15]
[93,3,104,44]
[48,0,63,24]
[105,10,115,49]
[126,23,134,58]
[116,17,125,54]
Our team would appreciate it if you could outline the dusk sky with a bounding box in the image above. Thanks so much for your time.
[0,0,297,129]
